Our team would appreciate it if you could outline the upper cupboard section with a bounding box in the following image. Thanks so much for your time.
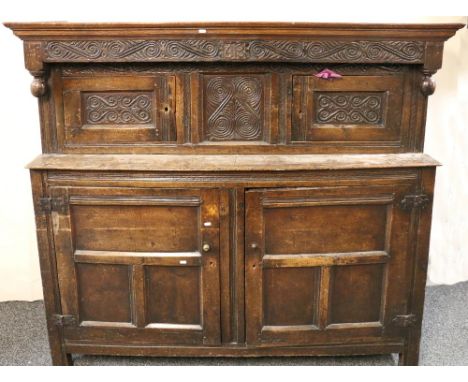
[7,22,463,153]
[49,63,423,153]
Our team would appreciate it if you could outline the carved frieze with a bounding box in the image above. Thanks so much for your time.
[45,40,424,63]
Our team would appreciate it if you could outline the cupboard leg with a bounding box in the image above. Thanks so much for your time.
[64,353,74,366]
[46,324,73,365]
[50,348,73,366]
[398,341,420,366]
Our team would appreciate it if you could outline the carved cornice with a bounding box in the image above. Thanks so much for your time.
[43,39,425,63]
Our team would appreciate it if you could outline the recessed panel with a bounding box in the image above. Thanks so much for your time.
[72,204,199,252]
[146,266,201,325]
[314,91,386,125]
[77,263,131,323]
[329,264,384,324]
[83,91,153,125]
[61,74,177,145]
[263,267,320,326]
[292,74,404,142]
[202,74,266,141]
[264,204,388,254]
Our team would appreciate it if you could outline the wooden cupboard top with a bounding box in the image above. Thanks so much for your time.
[5,22,464,70]
[5,22,464,39]
[27,153,439,172]
[6,22,463,154]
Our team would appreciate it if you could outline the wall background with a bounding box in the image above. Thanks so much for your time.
[0,3,466,300]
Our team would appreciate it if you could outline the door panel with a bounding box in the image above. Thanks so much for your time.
[291,74,407,142]
[146,266,202,327]
[76,263,132,324]
[245,183,415,346]
[71,201,199,252]
[263,267,320,327]
[264,203,388,254]
[51,187,220,346]
[59,74,180,147]
[328,263,385,324]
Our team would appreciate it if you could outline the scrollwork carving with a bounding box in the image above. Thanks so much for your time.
[204,76,264,141]
[45,39,424,63]
[315,92,384,124]
[84,92,153,124]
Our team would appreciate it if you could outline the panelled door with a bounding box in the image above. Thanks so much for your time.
[245,182,416,346]
[50,187,220,346]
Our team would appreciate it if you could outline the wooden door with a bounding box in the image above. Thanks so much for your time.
[51,187,220,346]
[245,183,415,346]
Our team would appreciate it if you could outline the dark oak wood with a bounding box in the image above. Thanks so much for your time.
[6,22,463,366]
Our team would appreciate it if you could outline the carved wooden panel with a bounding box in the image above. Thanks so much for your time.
[83,92,153,125]
[43,40,425,63]
[59,74,179,148]
[291,74,407,143]
[314,92,385,125]
[199,74,274,142]
[49,64,422,153]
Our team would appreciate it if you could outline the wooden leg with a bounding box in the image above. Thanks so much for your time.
[31,172,74,366]
[398,340,420,366]
[46,324,73,365]
[51,351,73,366]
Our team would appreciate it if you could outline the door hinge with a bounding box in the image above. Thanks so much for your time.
[400,193,431,211]
[392,314,417,328]
[38,196,68,214]
[52,314,77,327]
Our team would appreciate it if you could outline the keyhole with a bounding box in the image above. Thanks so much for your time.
[164,106,169,112]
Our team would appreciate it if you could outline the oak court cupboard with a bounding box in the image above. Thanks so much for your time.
[5,21,464,365]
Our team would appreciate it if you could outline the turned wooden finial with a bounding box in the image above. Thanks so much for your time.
[421,71,436,96]
[30,73,46,97]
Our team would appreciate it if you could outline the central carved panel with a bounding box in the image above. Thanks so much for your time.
[203,75,264,141]
[83,92,153,125]
[314,92,385,125]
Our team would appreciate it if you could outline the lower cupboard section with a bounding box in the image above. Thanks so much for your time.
[31,167,436,365]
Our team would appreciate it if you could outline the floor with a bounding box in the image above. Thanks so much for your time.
[0,281,467,366]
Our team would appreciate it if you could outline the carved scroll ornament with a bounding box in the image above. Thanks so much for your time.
[205,76,264,141]
[315,92,384,124]
[44,39,425,63]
